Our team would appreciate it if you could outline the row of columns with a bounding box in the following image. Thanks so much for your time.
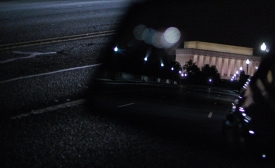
[193,55,259,78]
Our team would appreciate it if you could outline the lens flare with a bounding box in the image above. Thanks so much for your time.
[134,25,181,49]
[133,24,147,40]
[142,28,156,44]
[164,27,181,44]
[152,32,163,48]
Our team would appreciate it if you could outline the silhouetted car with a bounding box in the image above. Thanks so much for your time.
[223,53,275,158]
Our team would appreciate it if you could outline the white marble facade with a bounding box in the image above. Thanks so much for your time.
[176,48,261,80]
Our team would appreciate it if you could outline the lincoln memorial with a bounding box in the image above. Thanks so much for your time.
[175,41,261,80]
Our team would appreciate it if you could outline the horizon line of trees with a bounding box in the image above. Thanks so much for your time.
[182,59,221,85]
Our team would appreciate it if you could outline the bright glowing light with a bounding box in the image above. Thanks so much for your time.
[242,113,247,117]
[236,71,239,74]
[161,63,164,67]
[179,71,182,74]
[114,46,118,52]
[240,67,243,71]
[255,66,258,70]
[185,74,187,76]
[163,27,181,44]
[134,25,181,49]
[209,79,212,82]
[246,59,250,65]
[239,107,245,112]
[262,154,267,158]
[261,43,267,51]
[171,67,174,70]
[181,74,184,77]
[144,57,147,61]
[249,130,255,134]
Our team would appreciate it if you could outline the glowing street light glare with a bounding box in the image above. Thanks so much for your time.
[114,46,118,52]
[236,71,239,74]
[249,130,255,135]
[171,67,174,70]
[246,59,250,65]
[261,43,267,51]
[240,67,243,71]
[161,63,164,67]
[144,57,147,61]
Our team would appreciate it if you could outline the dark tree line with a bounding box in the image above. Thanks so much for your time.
[182,60,221,85]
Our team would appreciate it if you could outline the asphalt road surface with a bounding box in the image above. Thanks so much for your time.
[2,82,275,167]
[0,0,130,114]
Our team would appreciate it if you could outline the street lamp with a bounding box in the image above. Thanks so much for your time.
[114,46,118,52]
[261,43,267,52]
[260,43,269,61]
[161,63,164,67]
[144,57,147,61]
[246,59,250,75]
[171,67,174,71]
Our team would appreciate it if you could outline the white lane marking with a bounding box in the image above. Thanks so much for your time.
[0,51,57,64]
[118,103,135,108]
[0,63,101,84]
[10,99,85,119]
[208,112,213,118]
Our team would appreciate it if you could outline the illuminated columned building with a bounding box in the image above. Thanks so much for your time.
[176,41,261,80]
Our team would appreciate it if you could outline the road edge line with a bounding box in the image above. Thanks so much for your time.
[10,99,86,119]
[0,63,101,84]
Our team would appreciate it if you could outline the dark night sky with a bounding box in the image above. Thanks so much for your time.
[118,0,275,56]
